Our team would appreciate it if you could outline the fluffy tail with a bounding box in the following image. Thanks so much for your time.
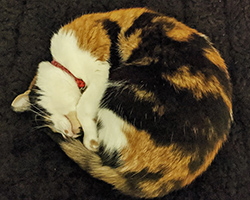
[46,133,133,196]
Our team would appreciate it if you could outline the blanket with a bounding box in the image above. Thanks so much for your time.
[1,0,249,199]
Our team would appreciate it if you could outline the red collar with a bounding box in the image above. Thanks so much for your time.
[51,59,86,93]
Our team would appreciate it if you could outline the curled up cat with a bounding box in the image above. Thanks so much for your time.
[11,8,232,198]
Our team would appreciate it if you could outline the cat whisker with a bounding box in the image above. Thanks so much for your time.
[33,124,51,130]
[33,114,52,125]
[31,124,51,132]
[29,107,50,121]
[30,103,50,118]
[29,102,51,121]
[34,114,44,122]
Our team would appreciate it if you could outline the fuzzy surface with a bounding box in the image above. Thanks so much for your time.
[1,0,249,200]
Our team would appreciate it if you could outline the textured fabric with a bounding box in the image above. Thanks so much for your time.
[0,0,249,199]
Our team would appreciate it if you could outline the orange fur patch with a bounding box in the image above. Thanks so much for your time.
[152,104,166,117]
[62,14,111,61]
[118,29,142,62]
[166,21,198,42]
[163,66,232,112]
[203,47,229,74]
[119,124,191,197]
[131,85,156,102]
[109,8,150,30]
[62,8,150,62]
[126,56,159,66]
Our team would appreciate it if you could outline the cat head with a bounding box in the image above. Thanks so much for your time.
[11,62,82,138]
[11,28,104,138]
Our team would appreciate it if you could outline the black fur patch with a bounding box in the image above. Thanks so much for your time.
[102,16,231,156]
[46,129,66,144]
[125,12,160,37]
[188,157,205,173]
[29,86,52,127]
[96,118,120,168]
[102,19,121,69]
[97,143,121,168]
[29,86,42,105]
[96,120,103,132]
[168,179,183,192]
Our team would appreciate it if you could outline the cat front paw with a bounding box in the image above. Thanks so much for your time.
[84,137,99,152]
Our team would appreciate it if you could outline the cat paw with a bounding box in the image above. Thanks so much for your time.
[84,138,99,152]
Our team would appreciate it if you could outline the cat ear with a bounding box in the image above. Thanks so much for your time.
[11,90,31,112]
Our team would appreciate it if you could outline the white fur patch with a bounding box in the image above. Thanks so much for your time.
[50,29,110,86]
[36,61,81,115]
[35,30,111,147]
[98,108,128,152]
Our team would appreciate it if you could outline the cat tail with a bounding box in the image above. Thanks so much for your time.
[46,132,131,195]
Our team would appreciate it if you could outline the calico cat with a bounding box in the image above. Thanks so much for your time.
[12,8,232,198]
